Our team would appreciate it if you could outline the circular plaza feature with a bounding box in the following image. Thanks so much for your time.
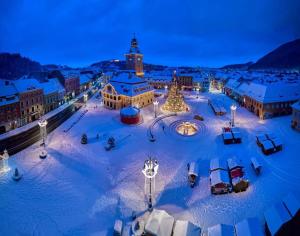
[176,121,198,136]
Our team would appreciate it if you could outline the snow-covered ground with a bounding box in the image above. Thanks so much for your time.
[1,91,300,235]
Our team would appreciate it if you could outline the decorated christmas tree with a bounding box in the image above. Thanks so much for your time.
[162,72,188,112]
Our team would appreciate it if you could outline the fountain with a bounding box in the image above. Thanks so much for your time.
[176,121,198,136]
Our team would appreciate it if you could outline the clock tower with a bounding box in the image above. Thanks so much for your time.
[125,35,144,77]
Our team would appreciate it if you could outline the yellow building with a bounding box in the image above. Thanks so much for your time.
[101,73,154,109]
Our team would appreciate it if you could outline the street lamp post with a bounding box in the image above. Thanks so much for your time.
[38,118,48,147]
[38,119,48,159]
[142,157,159,211]
[230,104,237,127]
[0,149,10,173]
[83,93,88,103]
[196,87,200,98]
[153,100,159,118]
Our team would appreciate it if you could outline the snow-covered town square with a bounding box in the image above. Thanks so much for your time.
[1,85,300,235]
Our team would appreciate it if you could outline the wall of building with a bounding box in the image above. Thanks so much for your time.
[244,96,295,119]
[19,89,44,126]
[102,91,154,110]
[0,101,20,134]
[43,92,60,114]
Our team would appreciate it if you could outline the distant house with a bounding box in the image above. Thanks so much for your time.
[291,100,300,131]
[101,73,154,109]
[39,78,65,113]
[0,80,20,134]
[49,69,80,99]
[79,73,93,93]
[176,73,193,90]
[224,80,300,119]
[13,78,44,126]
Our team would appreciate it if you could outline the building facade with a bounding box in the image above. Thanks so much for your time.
[79,73,93,93]
[125,36,144,77]
[0,80,20,134]
[101,73,154,110]
[176,74,193,90]
[41,78,65,114]
[64,76,80,99]
[14,78,44,126]
[225,80,300,119]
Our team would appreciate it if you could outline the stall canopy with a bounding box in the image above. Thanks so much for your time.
[210,158,227,172]
[235,217,264,236]
[264,202,291,236]
[210,169,230,186]
[188,162,199,177]
[144,209,175,236]
[207,223,235,236]
[172,220,201,236]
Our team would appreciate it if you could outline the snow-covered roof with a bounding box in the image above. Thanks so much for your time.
[236,82,300,103]
[210,158,227,171]
[110,73,144,84]
[106,73,153,97]
[235,217,264,236]
[13,77,42,93]
[60,69,80,77]
[282,193,300,217]
[256,134,268,143]
[188,162,199,176]
[264,202,292,235]
[271,138,282,147]
[79,74,93,85]
[207,224,235,236]
[223,132,233,140]
[266,133,277,140]
[0,80,19,106]
[120,106,140,117]
[39,78,65,95]
[145,209,175,236]
[227,158,243,170]
[261,140,274,150]
[0,80,18,97]
[232,131,242,139]
[172,220,201,236]
[210,169,230,186]
[225,79,242,91]
[250,157,261,169]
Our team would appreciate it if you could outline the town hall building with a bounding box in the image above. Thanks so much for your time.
[101,73,154,110]
[125,35,144,77]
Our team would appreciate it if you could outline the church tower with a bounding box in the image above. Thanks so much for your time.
[125,34,144,77]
